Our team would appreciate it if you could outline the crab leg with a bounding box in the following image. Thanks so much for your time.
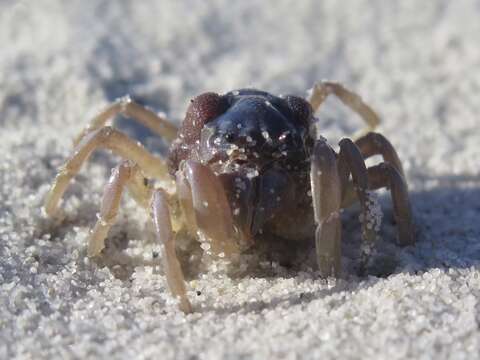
[44,127,168,216]
[184,160,240,259]
[73,96,178,146]
[88,161,152,257]
[355,132,406,179]
[367,163,415,246]
[308,81,380,137]
[337,139,377,258]
[175,171,198,237]
[87,160,192,312]
[151,189,192,314]
[310,140,342,277]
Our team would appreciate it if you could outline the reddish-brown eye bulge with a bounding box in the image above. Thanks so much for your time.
[168,92,229,173]
[284,95,313,126]
[181,92,229,144]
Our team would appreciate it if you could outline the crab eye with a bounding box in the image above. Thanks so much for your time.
[278,131,290,142]
[284,95,312,126]
[225,132,236,142]
[181,92,229,144]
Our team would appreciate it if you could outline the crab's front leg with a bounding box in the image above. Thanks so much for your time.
[71,158,191,312]
[87,160,152,257]
[178,160,240,259]
[151,189,192,313]
[310,140,342,277]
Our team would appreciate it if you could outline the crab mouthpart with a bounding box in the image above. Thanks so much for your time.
[218,168,295,245]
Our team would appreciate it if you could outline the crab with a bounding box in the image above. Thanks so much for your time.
[44,81,415,313]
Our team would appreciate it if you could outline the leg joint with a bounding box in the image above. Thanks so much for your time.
[97,125,115,140]
[357,132,397,158]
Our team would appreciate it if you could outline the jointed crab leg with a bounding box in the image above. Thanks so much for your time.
[44,127,169,216]
[310,140,342,277]
[338,134,415,247]
[88,161,152,257]
[151,189,192,314]
[88,161,131,257]
[308,81,380,137]
[73,96,178,146]
[87,160,192,312]
[337,139,377,252]
[184,160,240,258]
[355,132,406,179]
[175,171,198,237]
[367,163,415,246]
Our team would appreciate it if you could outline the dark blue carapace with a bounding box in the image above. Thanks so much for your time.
[169,89,313,175]
[200,90,309,172]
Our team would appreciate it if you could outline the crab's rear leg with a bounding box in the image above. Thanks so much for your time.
[354,132,414,245]
[44,127,169,216]
[368,163,415,246]
[151,189,193,314]
[355,132,406,179]
[310,140,342,277]
[182,160,240,259]
[340,173,414,247]
[73,97,178,146]
[307,81,380,138]
[337,139,378,265]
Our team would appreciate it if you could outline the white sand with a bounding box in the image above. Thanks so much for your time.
[1,1,480,359]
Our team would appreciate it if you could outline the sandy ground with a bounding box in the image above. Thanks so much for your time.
[1,1,480,359]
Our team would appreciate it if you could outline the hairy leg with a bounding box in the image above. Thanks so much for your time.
[44,127,169,216]
[151,189,192,313]
[310,140,342,277]
[307,81,380,138]
[74,96,178,146]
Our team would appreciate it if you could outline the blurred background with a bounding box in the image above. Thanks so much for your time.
[1,1,479,178]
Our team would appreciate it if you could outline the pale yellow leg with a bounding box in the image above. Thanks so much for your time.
[44,127,168,216]
[88,160,192,313]
[151,189,192,313]
[88,161,152,257]
[307,81,380,138]
[175,170,198,237]
[74,96,178,145]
